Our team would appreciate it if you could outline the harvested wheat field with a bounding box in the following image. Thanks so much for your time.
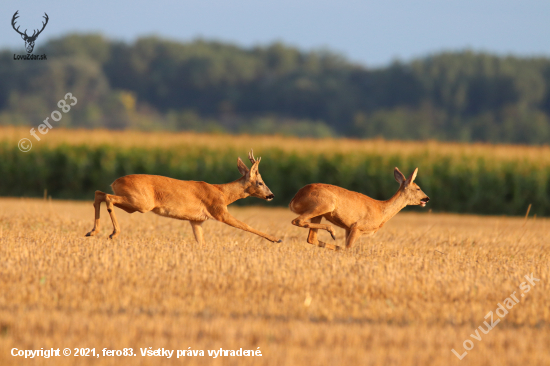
[0,197,549,366]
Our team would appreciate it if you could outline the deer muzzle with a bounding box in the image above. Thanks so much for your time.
[266,194,275,201]
[420,197,430,207]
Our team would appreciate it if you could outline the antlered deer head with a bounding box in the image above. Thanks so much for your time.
[12,11,49,54]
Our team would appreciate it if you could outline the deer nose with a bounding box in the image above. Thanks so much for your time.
[266,194,275,200]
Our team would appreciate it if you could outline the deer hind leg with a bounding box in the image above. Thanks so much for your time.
[306,216,341,251]
[85,191,107,237]
[86,191,142,239]
[291,207,336,238]
[104,193,144,239]
[190,220,205,245]
[292,206,340,251]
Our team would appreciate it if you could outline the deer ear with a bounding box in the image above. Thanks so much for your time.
[406,167,419,185]
[237,157,249,176]
[394,167,406,185]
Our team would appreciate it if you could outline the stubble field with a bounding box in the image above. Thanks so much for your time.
[0,197,548,366]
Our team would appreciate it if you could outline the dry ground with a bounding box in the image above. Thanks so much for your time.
[0,198,549,366]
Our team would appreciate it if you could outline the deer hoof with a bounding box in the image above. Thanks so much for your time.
[277,239,283,243]
[85,231,95,237]
[109,232,118,239]
[325,243,341,251]
[330,232,336,240]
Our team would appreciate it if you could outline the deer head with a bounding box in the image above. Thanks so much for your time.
[12,11,49,54]
[237,149,275,201]
[394,167,430,207]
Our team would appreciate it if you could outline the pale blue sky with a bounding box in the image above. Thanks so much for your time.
[2,0,549,66]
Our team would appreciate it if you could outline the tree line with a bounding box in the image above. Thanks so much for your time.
[2,34,550,143]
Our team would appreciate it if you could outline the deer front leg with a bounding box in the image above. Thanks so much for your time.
[217,211,282,243]
[346,226,362,249]
[346,221,378,249]
[190,220,205,245]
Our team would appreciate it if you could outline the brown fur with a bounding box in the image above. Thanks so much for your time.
[85,150,280,244]
[290,167,430,250]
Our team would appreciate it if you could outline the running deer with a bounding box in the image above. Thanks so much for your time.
[85,150,281,244]
[289,167,430,251]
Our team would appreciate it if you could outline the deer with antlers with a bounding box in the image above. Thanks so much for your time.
[289,167,430,250]
[85,150,281,244]
[11,10,49,54]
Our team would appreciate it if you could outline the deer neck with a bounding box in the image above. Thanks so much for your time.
[214,177,249,205]
[380,187,408,222]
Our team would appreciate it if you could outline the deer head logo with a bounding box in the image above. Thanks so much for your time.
[11,10,49,54]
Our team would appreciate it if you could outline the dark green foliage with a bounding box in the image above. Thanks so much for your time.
[0,143,546,216]
[3,35,550,143]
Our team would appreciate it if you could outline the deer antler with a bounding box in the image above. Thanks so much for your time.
[248,149,261,165]
[32,13,49,39]
[11,11,26,37]
[11,11,49,41]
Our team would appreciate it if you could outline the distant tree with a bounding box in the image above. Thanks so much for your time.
[2,34,550,144]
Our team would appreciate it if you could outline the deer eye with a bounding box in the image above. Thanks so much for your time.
[258,182,264,186]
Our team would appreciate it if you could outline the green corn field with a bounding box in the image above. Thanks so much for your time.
[1,127,548,216]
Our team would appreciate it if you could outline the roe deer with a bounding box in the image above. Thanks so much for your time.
[289,167,429,250]
[85,150,281,244]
